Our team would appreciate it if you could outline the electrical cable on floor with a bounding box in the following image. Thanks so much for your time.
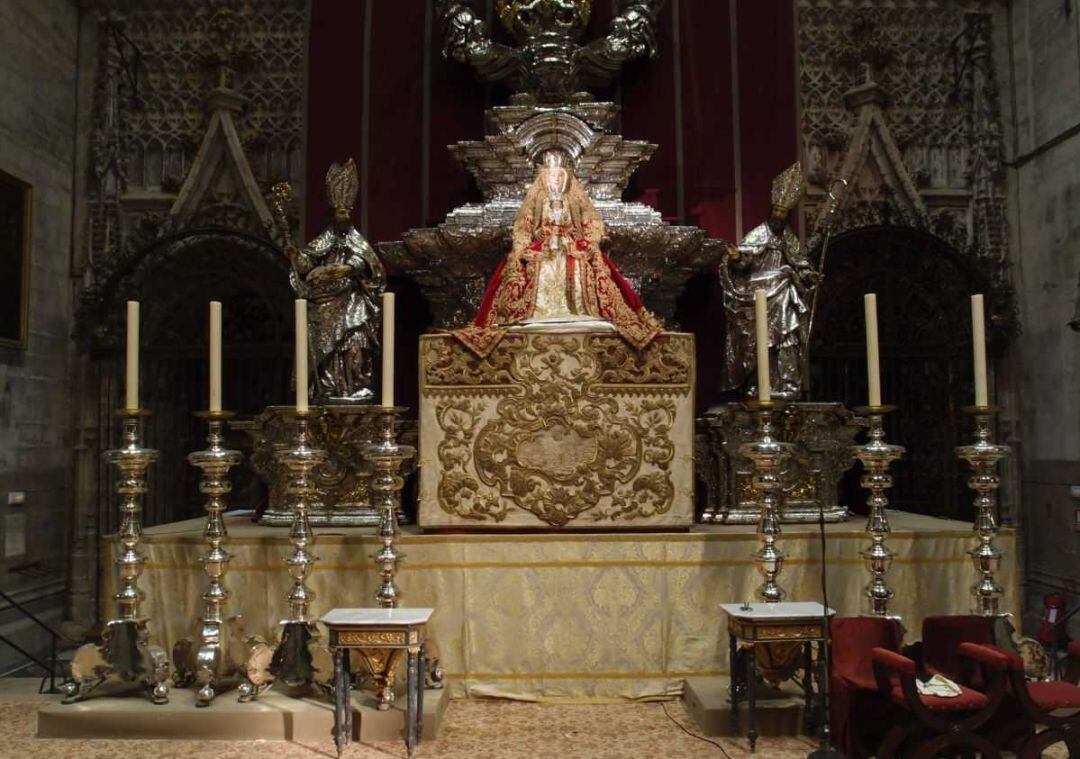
[660,701,735,758]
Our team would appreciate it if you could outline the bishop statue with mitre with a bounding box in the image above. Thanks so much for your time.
[454,150,662,357]
[721,162,826,399]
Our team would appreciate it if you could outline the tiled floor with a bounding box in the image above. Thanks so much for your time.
[0,680,1066,758]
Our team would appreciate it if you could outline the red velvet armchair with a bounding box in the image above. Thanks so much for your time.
[827,616,904,758]
[970,639,1080,758]
[871,641,1009,759]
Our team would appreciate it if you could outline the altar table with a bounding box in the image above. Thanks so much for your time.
[105,511,1018,701]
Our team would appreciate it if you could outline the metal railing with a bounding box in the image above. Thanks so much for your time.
[0,589,66,693]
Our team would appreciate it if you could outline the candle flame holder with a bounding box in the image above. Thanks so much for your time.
[63,409,170,704]
[739,401,794,603]
[956,406,1010,617]
[239,409,331,702]
[852,406,905,618]
[172,411,244,706]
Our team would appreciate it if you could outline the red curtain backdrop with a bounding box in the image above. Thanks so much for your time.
[305,0,798,410]
[306,0,797,242]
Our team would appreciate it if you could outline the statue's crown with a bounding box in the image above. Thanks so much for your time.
[771,162,805,212]
[326,159,359,214]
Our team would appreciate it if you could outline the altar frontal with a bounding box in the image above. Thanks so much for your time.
[419,331,695,529]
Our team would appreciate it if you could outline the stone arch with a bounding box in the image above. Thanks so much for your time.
[808,224,995,520]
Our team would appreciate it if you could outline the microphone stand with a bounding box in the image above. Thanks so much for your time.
[807,495,845,759]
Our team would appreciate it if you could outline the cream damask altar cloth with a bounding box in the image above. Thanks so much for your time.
[418,330,695,529]
[106,512,1018,701]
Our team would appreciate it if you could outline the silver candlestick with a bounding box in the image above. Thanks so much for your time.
[173,411,243,706]
[852,406,905,617]
[366,408,415,609]
[739,401,794,603]
[353,407,417,711]
[956,406,1010,617]
[239,409,329,701]
[63,409,170,704]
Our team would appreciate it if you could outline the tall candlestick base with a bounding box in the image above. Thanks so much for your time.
[739,401,794,603]
[63,410,170,705]
[852,406,905,618]
[172,411,245,706]
[354,407,418,710]
[239,410,332,702]
[956,406,1010,617]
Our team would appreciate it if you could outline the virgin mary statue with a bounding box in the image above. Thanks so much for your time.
[454,151,661,357]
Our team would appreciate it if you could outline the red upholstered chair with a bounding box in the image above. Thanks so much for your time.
[871,642,1008,759]
[827,616,903,758]
[920,614,997,685]
[969,641,1080,758]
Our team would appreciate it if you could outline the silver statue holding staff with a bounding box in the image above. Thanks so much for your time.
[721,163,845,399]
[272,160,386,404]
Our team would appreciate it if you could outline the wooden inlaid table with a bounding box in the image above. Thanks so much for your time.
[321,608,434,758]
[721,601,835,753]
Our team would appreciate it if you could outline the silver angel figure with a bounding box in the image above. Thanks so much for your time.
[273,160,385,403]
[721,163,835,400]
[436,0,666,102]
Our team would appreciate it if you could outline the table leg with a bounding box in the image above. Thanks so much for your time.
[729,633,740,736]
[333,647,349,757]
[748,644,758,754]
[417,648,426,746]
[343,646,353,744]
[817,640,831,748]
[406,648,419,759]
[802,641,813,735]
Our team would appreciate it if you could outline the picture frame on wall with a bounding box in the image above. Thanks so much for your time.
[0,169,32,350]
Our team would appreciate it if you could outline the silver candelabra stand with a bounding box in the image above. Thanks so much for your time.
[956,406,1010,617]
[239,409,330,701]
[852,406,905,617]
[63,409,170,704]
[739,401,794,603]
[172,411,244,706]
[366,408,415,610]
[351,407,417,711]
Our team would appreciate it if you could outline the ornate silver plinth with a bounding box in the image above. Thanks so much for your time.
[956,406,1010,617]
[852,407,905,617]
[239,411,331,702]
[172,411,244,706]
[353,408,417,710]
[63,410,170,704]
[697,402,864,524]
[234,405,417,527]
[739,401,795,603]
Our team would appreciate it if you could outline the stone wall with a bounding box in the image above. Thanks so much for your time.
[0,0,79,666]
[1003,0,1080,637]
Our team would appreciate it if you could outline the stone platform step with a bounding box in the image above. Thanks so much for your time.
[37,685,447,742]
[682,677,816,738]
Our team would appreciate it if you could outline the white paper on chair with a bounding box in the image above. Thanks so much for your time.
[916,674,962,697]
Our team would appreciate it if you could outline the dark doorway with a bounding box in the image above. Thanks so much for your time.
[808,226,989,521]
[98,232,293,529]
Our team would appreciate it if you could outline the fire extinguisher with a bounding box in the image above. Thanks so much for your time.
[1039,593,1070,648]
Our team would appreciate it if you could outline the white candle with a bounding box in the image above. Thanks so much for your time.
[971,294,988,407]
[864,293,882,407]
[209,301,222,413]
[381,291,395,407]
[125,301,139,410]
[295,299,308,413]
[754,289,770,402]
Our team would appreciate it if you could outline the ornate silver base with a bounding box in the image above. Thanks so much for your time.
[63,619,170,704]
[172,616,249,706]
[233,405,416,527]
[238,620,332,703]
